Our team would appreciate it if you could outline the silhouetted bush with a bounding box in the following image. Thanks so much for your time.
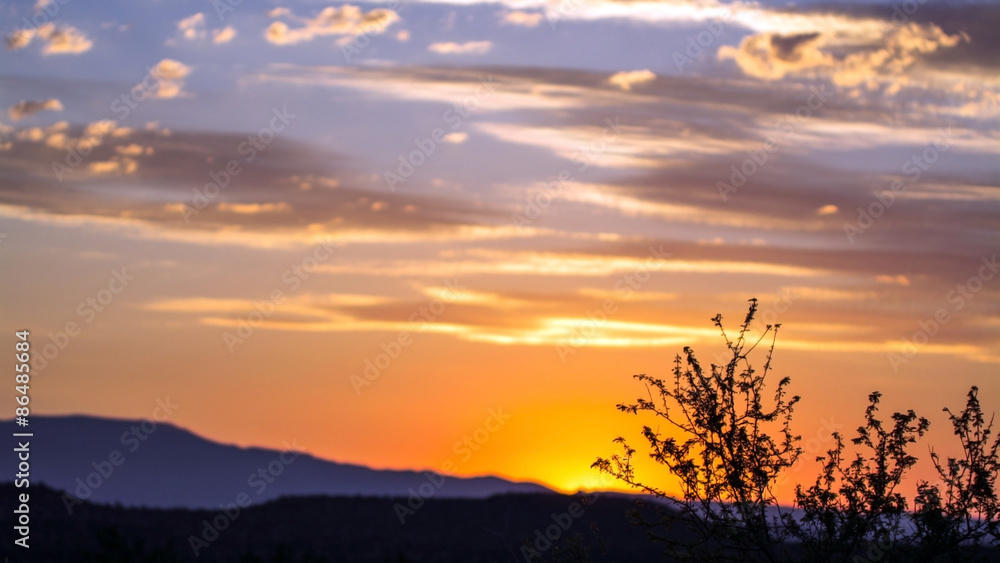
[594,299,1000,561]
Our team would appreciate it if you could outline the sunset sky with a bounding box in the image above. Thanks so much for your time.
[1,0,998,499]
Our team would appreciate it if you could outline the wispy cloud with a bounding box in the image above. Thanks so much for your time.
[428,41,492,55]
[608,70,655,91]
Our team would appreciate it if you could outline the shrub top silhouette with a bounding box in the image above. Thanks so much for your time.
[593,299,999,562]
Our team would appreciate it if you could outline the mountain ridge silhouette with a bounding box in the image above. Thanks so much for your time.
[1,415,552,509]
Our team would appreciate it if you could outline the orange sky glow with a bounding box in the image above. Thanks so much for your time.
[1,0,998,506]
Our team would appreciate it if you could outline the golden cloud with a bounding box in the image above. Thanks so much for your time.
[500,11,543,27]
[9,119,134,154]
[719,23,964,87]
[217,202,291,214]
[88,156,138,176]
[144,59,192,99]
[38,23,92,55]
[213,26,237,44]
[178,13,206,40]
[832,23,964,88]
[6,28,34,51]
[115,144,153,156]
[608,69,656,91]
[718,32,831,80]
[265,5,399,45]
[6,23,92,54]
[7,98,63,121]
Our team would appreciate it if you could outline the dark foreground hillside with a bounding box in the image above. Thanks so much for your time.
[7,484,999,562]
[0,483,670,562]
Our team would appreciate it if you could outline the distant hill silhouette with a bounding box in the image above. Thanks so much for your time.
[0,415,551,509]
